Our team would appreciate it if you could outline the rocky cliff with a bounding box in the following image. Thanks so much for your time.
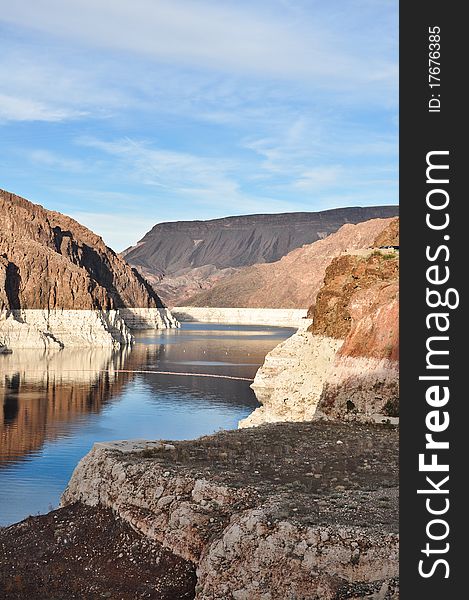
[186,217,396,310]
[123,207,398,306]
[242,220,399,426]
[312,250,399,422]
[0,189,178,349]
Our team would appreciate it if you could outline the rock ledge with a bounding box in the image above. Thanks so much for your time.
[62,422,399,599]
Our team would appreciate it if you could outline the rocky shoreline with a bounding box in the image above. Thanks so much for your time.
[1,190,180,350]
[241,331,341,427]
[0,307,179,350]
[0,504,196,600]
[1,421,399,599]
[242,255,399,427]
[172,307,309,328]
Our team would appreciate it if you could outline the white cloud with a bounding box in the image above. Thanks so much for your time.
[292,166,343,191]
[0,0,397,236]
[0,42,132,123]
[0,0,397,129]
[78,136,238,195]
[0,0,397,89]
[74,130,397,218]
[72,136,303,227]
[0,93,85,123]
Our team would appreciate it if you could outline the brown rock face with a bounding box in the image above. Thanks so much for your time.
[123,207,399,306]
[245,219,400,426]
[124,207,400,274]
[0,189,164,310]
[185,218,397,309]
[309,222,399,421]
[310,251,399,359]
[373,217,399,248]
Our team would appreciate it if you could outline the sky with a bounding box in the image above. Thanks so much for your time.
[0,0,398,251]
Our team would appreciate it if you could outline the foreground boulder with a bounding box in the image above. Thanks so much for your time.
[61,421,399,599]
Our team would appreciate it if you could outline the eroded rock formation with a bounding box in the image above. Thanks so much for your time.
[242,220,399,426]
[312,250,399,422]
[0,189,178,348]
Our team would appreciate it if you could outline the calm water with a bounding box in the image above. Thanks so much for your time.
[0,323,293,526]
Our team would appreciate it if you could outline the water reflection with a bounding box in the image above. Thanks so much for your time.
[0,324,294,524]
[0,348,131,463]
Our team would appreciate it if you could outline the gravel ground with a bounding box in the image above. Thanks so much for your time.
[0,504,196,600]
[132,421,399,530]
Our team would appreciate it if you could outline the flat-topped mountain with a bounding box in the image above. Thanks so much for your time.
[123,206,399,305]
[0,189,177,349]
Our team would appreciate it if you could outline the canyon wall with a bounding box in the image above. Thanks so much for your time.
[0,309,132,349]
[172,307,309,328]
[0,189,178,349]
[311,250,399,422]
[242,220,399,427]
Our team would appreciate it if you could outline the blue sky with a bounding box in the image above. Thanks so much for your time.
[0,0,397,251]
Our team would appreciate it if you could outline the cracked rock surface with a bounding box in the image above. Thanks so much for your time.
[58,421,399,599]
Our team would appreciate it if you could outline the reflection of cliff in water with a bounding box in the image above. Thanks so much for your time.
[1,327,281,465]
[0,348,132,464]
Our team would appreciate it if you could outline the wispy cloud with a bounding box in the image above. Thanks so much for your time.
[76,136,301,215]
[292,166,344,191]
[0,93,85,123]
[1,1,396,90]
[0,1,397,251]
[27,149,85,172]
[78,136,238,195]
[0,40,131,123]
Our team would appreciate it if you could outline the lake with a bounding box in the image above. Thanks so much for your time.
[0,323,294,526]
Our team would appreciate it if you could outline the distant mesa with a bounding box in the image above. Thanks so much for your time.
[182,216,398,311]
[0,189,178,351]
[123,206,399,307]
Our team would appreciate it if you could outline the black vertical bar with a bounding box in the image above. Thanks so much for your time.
[400,2,465,597]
